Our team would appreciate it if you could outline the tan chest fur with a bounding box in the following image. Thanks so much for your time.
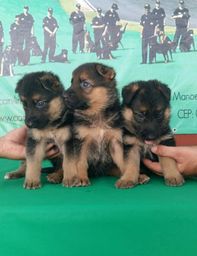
[76,118,122,144]
[30,127,71,148]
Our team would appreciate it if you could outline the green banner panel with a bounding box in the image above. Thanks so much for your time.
[0,0,196,135]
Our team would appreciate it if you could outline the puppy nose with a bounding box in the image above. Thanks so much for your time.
[26,120,33,128]
[25,117,37,128]
[67,89,75,97]
[144,134,157,141]
[142,129,157,141]
[63,91,69,100]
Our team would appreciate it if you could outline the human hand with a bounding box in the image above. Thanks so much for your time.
[0,126,60,160]
[0,126,27,159]
[45,143,60,159]
[143,145,197,176]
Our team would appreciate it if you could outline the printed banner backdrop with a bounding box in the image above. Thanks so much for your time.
[0,0,196,136]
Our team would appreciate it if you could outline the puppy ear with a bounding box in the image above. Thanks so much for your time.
[15,77,24,94]
[95,64,116,80]
[122,83,140,105]
[39,73,64,93]
[156,81,171,101]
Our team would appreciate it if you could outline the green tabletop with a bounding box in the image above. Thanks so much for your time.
[0,158,197,256]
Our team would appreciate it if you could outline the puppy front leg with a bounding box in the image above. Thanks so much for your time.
[76,139,91,186]
[62,159,79,187]
[62,148,79,187]
[159,156,185,186]
[110,140,140,188]
[109,137,124,170]
[24,138,45,189]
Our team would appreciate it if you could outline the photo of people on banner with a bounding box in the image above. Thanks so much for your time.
[0,0,195,76]
[140,0,194,64]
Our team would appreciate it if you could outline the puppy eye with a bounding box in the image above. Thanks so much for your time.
[35,100,47,109]
[80,81,92,90]
[22,101,27,108]
[134,112,146,121]
[155,110,163,119]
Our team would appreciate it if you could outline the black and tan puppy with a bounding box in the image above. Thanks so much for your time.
[121,80,185,187]
[11,71,76,189]
[64,62,125,187]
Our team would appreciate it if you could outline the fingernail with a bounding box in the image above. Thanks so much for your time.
[151,146,157,153]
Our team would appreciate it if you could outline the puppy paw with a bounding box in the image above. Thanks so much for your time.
[62,176,81,187]
[138,174,150,185]
[47,172,63,184]
[115,178,137,189]
[78,177,90,187]
[4,169,26,179]
[63,176,90,187]
[165,173,185,187]
[23,179,41,190]
[4,171,23,180]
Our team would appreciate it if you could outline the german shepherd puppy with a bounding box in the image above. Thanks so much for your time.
[11,71,76,189]
[64,62,125,187]
[121,80,185,187]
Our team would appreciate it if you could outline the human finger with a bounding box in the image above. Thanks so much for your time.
[151,145,178,158]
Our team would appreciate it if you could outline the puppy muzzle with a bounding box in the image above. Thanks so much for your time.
[64,89,88,110]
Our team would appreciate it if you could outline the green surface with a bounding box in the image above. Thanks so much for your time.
[0,158,197,256]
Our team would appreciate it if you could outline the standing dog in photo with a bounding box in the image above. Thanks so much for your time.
[150,32,174,64]
[31,36,43,56]
[84,31,95,53]
[9,71,76,189]
[121,80,185,187]
[64,62,125,187]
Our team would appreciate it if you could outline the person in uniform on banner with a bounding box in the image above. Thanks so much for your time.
[91,8,106,59]
[18,6,34,65]
[152,0,166,32]
[104,3,120,49]
[9,15,23,66]
[140,4,156,64]
[69,3,86,54]
[41,8,59,63]
[171,0,190,52]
